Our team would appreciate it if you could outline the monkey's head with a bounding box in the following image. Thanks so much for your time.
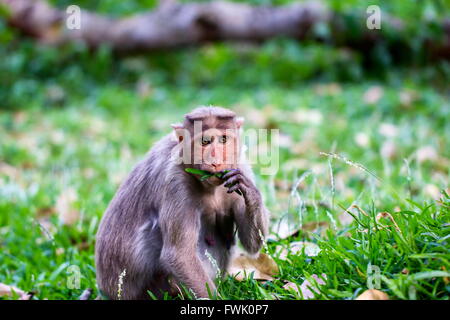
[172,106,244,183]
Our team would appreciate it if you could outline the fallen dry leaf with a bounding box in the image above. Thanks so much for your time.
[37,218,57,240]
[283,274,327,299]
[356,289,389,300]
[376,212,401,233]
[399,89,418,108]
[290,109,323,125]
[275,241,321,260]
[416,145,438,164]
[441,266,449,284]
[378,123,398,138]
[239,105,279,129]
[363,86,384,104]
[55,188,79,225]
[36,206,55,219]
[13,111,27,125]
[314,83,342,96]
[338,209,355,226]
[270,219,329,240]
[302,221,330,232]
[0,283,31,300]
[227,250,279,281]
[424,184,441,200]
[278,133,294,148]
[354,132,370,148]
[0,162,22,181]
[380,140,397,159]
[136,78,153,98]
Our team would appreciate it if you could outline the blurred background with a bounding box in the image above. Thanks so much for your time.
[0,0,449,299]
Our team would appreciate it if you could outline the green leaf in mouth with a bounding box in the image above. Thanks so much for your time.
[184,168,242,196]
[185,168,232,179]
[184,168,212,176]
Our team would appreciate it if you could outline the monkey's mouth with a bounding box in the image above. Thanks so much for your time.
[199,164,227,174]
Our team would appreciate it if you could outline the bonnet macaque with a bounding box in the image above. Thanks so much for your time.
[95,106,269,299]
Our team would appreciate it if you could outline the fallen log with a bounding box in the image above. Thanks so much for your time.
[0,0,448,60]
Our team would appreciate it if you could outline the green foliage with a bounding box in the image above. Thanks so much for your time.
[0,0,449,300]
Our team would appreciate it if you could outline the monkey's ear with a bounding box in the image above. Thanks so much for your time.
[171,123,185,142]
[235,117,245,128]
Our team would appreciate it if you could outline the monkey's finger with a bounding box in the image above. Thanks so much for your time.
[224,181,238,188]
[227,184,242,195]
[224,175,242,187]
[221,169,240,180]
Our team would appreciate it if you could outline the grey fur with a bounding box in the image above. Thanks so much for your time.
[95,108,269,300]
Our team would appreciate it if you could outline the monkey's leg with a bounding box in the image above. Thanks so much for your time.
[159,198,217,298]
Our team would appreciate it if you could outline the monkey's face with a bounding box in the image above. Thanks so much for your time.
[191,128,239,174]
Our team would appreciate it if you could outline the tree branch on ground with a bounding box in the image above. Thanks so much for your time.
[0,0,449,59]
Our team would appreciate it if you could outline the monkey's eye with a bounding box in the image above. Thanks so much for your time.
[219,135,228,144]
[201,137,212,146]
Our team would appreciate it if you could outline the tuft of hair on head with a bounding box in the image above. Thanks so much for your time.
[184,106,236,123]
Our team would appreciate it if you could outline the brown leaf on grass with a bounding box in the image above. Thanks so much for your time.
[441,266,449,284]
[55,188,79,225]
[424,184,441,200]
[0,283,32,300]
[314,83,341,96]
[36,207,55,219]
[278,133,294,148]
[416,145,438,164]
[378,123,398,138]
[338,209,355,226]
[13,111,27,125]
[0,162,21,181]
[399,89,419,108]
[37,218,57,240]
[282,159,310,172]
[283,274,327,299]
[238,105,279,129]
[354,132,370,148]
[36,207,57,240]
[136,78,153,98]
[363,86,384,104]
[275,241,321,260]
[380,140,397,159]
[376,212,402,233]
[356,289,389,300]
[270,219,329,240]
[290,109,323,125]
[227,250,279,281]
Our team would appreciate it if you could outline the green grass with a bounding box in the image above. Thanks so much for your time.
[0,80,449,300]
[0,0,449,300]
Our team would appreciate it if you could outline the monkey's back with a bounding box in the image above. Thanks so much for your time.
[95,134,178,299]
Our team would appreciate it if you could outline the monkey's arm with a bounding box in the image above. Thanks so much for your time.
[159,199,215,299]
[223,169,269,255]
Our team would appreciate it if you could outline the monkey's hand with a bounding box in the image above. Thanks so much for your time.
[222,169,262,205]
[222,169,268,255]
